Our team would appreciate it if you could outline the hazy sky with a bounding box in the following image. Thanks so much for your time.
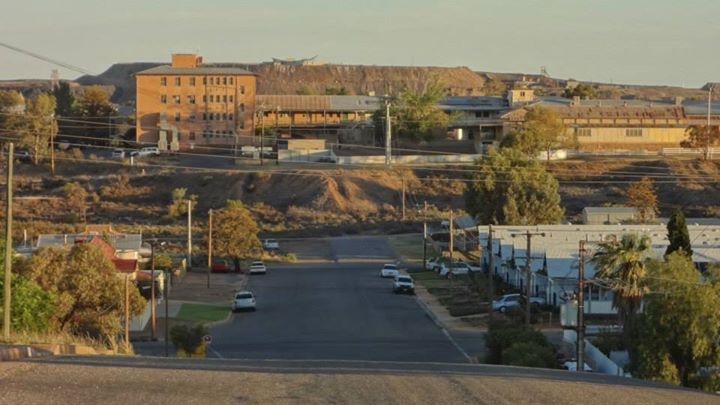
[1,0,718,87]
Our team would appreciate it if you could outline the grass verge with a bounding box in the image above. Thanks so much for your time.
[176,303,230,323]
[390,234,439,262]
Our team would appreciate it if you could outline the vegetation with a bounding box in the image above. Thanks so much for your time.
[629,253,720,391]
[501,106,568,160]
[485,319,556,368]
[0,270,56,333]
[482,77,507,96]
[3,92,58,165]
[665,208,692,257]
[465,148,564,225]
[52,82,75,118]
[324,87,349,95]
[590,233,652,345]
[18,243,146,345]
[394,79,450,141]
[680,125,720,159]
[68,86,116,139]
[563,83,597,99]
[170,323,208,357]
[212,200,263,271]
[168,187,197,218]
[63,181,88,223]
[626,177,658,223]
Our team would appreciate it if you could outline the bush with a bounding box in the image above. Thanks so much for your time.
[485,319,552,365]
[449,304,484,317]
[502,341,557,368]
[170,324,208,357]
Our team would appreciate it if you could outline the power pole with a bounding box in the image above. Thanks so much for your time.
[207,209,213,289]
[422,201,428,269]
[449,211,454,263]
[401,178,406,220]
[50,118,56,175]
[2,144,13,339]
[512,230,545,327]
[384,100,392,166]
[124,274,130,351]
[707,85,714,160]
[260,114,265,166]
[577,240,586,372]
[487,224,494,320]
[164,270,169,357]
[150,243,156,340]
[186,200,192,270]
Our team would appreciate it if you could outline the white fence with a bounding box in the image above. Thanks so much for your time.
[563,329,628,376]
[278,149,336,163]
[336,154,481,165]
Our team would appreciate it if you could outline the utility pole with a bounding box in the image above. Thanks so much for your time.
[164,270,169,357]
[487,224,495,319]
[707,85,714,160]
[449,211,454,263]
[422,201,428,269]
[260,113,265,166]
[2,144,13,339]
[124,274,130,352]
[50,117,56,175]
[401,178,406,220]
[384,100,392,166]
[150,243,156,340]
[207,209,213,289]
[187,200,192,270]
[512,230,545,327]
[577,240,586,373]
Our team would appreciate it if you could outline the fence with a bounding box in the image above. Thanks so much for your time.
[336,154,481,165]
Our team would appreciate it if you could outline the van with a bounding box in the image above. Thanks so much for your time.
[138,147,160,157]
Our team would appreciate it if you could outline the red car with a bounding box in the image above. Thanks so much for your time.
[211,259,231,273]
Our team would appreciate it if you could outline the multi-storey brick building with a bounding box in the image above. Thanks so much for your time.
[135,54,256,150]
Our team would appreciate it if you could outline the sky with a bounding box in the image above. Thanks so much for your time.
[1,0,718,87]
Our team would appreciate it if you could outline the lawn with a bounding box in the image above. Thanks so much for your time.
[390,234,439,262]
[175,303,230,323]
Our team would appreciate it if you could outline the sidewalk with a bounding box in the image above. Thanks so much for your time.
[414,285,486,332]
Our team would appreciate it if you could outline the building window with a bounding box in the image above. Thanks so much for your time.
[215,113,221,120]
[229,77,234,85]
[160,95,167,104]
[160,77,167,86]
[240,103,245,112]
[203,77,207,85]
[210,77,214,85]
[575,128,591,137]
[188,95,196,104]
[189,131,196,141]
[239,86,245,95]
[208,113,213,121]
[202,112,207,121]
[626,128,643,137]
[202,95,207,103]
[216,77,221,84]
[174,77,181,86]
[228,113,233,120]
[239,119,245,129]
[229,95,233,103]
[222,77,227,85]
[174,112,180,122]
[223,95,227,103]
[189,112,196,121]
[222,113,227,120]
[216,95,221,102]
[173,95,181,104]
[189,77,195,86]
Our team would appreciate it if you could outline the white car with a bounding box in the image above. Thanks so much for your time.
[232,291,256,312]
[425,257,444,271]
[492,293,546,312]
[249,261,267,275]
[379,264,399,278]
[393,275,415,294]
[563,360,592,372]
[111,149,125,159]
[263,239,280,251]
[438,262,470,278]
[132,147,160,158]
[457,260,482,272]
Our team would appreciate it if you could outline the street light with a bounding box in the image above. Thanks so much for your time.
[149,240,167,341]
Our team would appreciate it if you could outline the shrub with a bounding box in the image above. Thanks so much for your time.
[502,341,557,368]
[449,304,483,317]
[170,324,208,357]
[485,319,552,365]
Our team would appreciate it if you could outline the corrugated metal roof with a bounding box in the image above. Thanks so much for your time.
[583,207,638,214]
[136,65,254,75]
[36,233,143,251]
[257,95,381,112]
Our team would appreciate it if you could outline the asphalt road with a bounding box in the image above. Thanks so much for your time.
[209,236,481,362]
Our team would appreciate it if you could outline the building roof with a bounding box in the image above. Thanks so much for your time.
[257,95,381,112]
[135,65,254,76]
[582,206,638,214]
[36,232,143,252]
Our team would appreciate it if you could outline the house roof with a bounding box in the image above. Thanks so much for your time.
[582,206,638,214]
[257,95,381,112]
[135,65,255,76]
[36,232,142,252]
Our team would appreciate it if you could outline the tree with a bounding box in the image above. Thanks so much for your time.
[394,79,450,142]
[482,77,507,96]
[665,208,692,257]
[629,254,720,390]
[212,200,262,271]
[170,324,208,357]
[626,177,658,223]
[563,83,597,99]
[18,244,146,343]
[324,87,349,95]
[0,90,25,146]
[502,106,568,160]
[6,93,58,165]
[680,125,720,159]
[168,188,198,218]
[63,182,88,222]
[71,86,116,139]
[52,82,75,117]
[464,148,564,225]
[590,233,652,344]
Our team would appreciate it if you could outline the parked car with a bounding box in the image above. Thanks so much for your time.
[457,260,482,272]
[249,261,267,275]
[231,291,256,312]
[211,259,231,273]
[111,149,125,159]
[563,360,592,372]
[263,239,280,251]
[425,257,445,271]
[379,263,399,278]
[492,293,546,312]
[438,262,472,278]
[14,148,31,162]
[131,147,160,158]
[393,275,415,294]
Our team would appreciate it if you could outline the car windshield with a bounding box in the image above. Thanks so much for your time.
[251,262,263,266]
[236,293,253,299]
[383,265,397,269]
[397,277,412,283]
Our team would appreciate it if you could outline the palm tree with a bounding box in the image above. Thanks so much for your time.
[590,233,652,344]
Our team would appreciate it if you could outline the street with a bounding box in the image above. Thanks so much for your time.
[209,236,483,362]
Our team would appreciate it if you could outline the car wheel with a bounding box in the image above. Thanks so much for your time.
[499,306,507,313]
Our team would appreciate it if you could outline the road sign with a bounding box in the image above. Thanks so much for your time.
[202,334,212,344]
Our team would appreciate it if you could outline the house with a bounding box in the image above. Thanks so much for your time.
[581,207,638,224]
[135,53,257,150]
[473,223,720,314]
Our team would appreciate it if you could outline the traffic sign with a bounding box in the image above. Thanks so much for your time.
[202,334,212,344]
